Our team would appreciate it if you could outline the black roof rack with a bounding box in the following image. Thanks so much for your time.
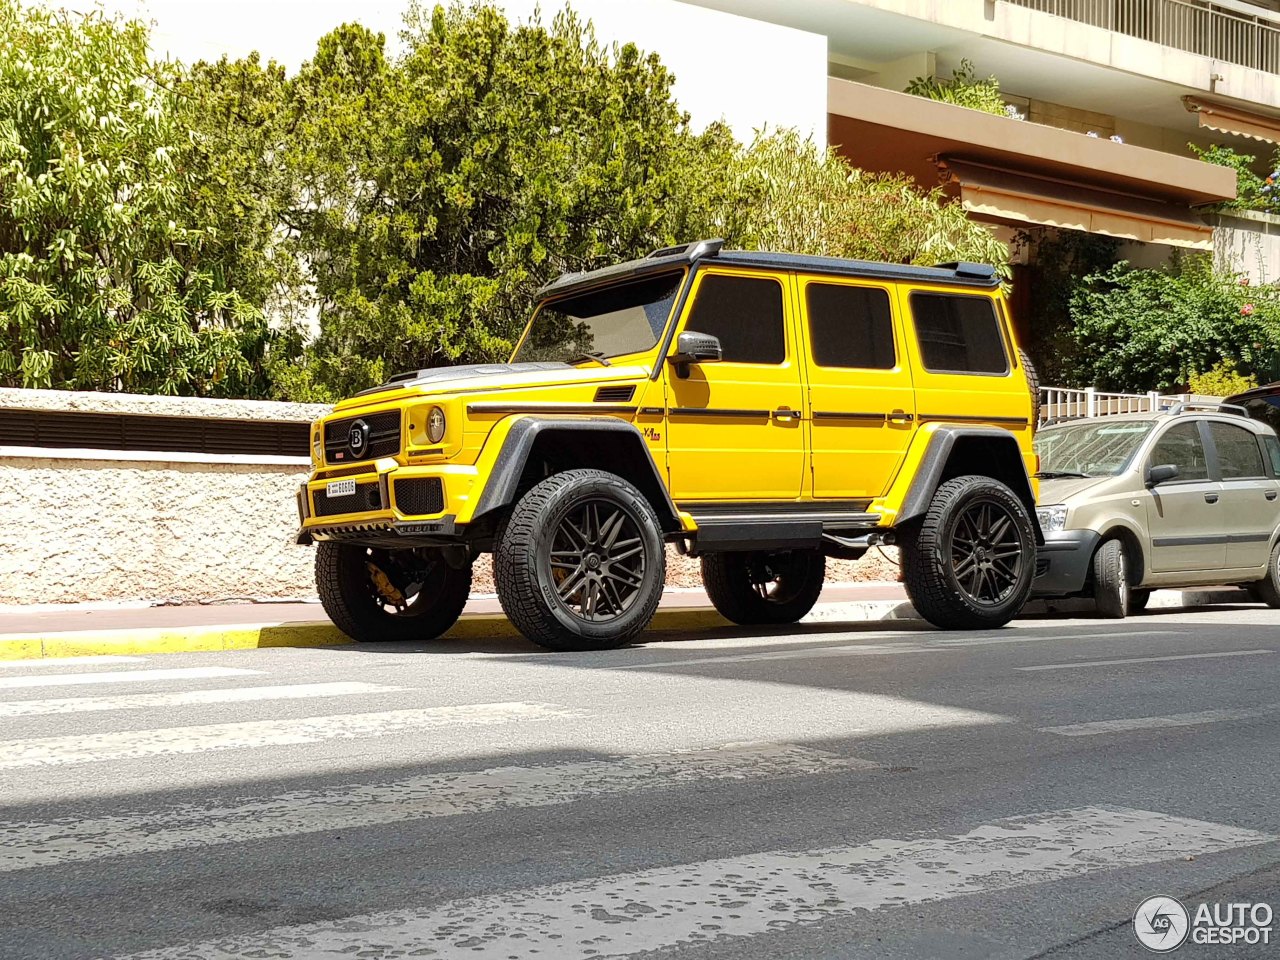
[536,240,1002,299]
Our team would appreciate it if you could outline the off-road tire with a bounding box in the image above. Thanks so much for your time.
[316,542,472,643]
[1248,541,1280,608]
[1128,588,1152,613]
[901,475,1037,630]
[701,549,826,625]
[494,469,666,651]
[1092,538,1129,619]
[1019,348,1041,427]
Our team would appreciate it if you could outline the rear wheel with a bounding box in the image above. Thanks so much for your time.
[494,469,666,651]
[701,549,825,625]
[1092,538,1129,619]
[316,542,472,642]
[901,475,1036,630]
[1248,541,1280,608]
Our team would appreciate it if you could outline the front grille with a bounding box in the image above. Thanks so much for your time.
[394,478,445,516]
[312,481,384,517]
[324,410,401,464]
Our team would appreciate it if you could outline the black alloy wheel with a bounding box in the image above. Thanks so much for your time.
[701,549,826,625]
[949,499,1026,607]
[548,498,648,623]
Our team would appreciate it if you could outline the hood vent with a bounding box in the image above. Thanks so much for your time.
[594,385,636,403]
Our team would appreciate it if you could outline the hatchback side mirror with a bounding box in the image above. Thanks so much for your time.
[1147,463,1180,486]
[668,331,722,378]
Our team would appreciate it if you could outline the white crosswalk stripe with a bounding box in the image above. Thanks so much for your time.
[0,701,580,769]
[1040,703,1280,736]
[0,742,872,873]
[0,666,263,690]
[0,681,403,718]
[0,655,148,669]
[117,806,1275,960]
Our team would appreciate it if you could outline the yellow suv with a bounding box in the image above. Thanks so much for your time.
[298,240,1041,649]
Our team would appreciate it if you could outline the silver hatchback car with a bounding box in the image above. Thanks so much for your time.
[1032,405,1280,617]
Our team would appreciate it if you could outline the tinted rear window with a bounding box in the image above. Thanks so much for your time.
[910,293,1008,374]
[806,284,895,370]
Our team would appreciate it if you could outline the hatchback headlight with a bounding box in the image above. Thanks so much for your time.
[1035,504,1068,533]
[426,406,446,444]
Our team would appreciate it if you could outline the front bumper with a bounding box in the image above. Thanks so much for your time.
[296,462,476,546]
[1031,529,1102,597]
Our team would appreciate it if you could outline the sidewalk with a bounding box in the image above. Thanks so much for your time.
[0,582,915,661]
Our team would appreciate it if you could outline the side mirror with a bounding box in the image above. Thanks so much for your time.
[667,331,722,378]
[1147,463,1180,486]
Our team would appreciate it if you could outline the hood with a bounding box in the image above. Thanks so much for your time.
[334,361,647,412]
[1037,475,1115,504]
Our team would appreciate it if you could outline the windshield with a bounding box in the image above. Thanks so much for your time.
[1033,419,1157,477]
[512,271,685,365]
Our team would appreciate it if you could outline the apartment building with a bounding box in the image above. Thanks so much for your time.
[683,0,1280,302]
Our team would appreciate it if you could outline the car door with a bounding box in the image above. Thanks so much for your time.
[1143,420,1226,573]
[800,277,916,499]
[1206,420,1278,568]
[662,268,805,502]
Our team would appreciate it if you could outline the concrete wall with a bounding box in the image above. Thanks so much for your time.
[1210,210,1280,283]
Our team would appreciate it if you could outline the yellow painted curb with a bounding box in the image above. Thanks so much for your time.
[0,608,730,661]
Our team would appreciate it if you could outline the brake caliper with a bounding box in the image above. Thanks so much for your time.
[366,561,406,606]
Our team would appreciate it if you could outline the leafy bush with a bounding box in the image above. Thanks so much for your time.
[1068,256,1279,392]
[1189,143,1280,215]
[905,59,1007,117]
[1188,360,1256,398]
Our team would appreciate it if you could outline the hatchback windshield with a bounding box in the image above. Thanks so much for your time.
[1033,419,1156,477]
[512,272,685,365]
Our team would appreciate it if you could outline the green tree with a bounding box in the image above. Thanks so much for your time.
[1189,143,1280,214]
[0,1,274,396]
[1068,256,1279,391]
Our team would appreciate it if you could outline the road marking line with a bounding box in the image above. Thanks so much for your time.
[620,631,1169,670]
[0,682,402,718]
[119,806,1275,960]
[1016,649,1274,672]
[0,655,148,669]
[1040,704,1280,736]
[0,743,871,873]
[0,701,578,769]
[0,666,263,691]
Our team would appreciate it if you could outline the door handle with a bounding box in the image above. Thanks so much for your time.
[772,407,797,421]
[1267,491,1278,501]
[888,409,914,423]
[1204,493,1219,504]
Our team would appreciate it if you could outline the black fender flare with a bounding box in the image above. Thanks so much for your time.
[471,417,682,533]
[897,425,1042,541]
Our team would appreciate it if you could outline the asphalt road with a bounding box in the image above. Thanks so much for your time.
[3,605,1280,959]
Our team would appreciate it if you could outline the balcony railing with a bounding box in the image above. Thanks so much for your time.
[1006,0,1280,73]
[1040,386,1221,422]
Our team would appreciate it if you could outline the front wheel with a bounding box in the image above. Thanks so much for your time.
[316,543,472,642]
[900,475,1036,630]
[1248,540,1280,608]
[701,550,825,625]
[1092,538,1129,619]
[494,469,666,651]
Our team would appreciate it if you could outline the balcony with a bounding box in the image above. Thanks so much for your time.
[1005,0,1280,73]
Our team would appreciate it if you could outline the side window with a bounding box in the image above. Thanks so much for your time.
[1210,422,1266,479]
[1148,422,1209,480]
[910,293,1008,374]
[1265,435,1280,476]
[685,274,785,364]
[806,283,895,370]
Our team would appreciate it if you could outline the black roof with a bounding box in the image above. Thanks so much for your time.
[535,239,1000,299]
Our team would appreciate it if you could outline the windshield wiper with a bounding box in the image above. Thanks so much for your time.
[1035,470,1093,479]
[570,351,612,367]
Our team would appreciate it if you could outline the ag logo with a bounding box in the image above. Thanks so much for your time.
[348,419,370,459]
[1134,896,1190,952]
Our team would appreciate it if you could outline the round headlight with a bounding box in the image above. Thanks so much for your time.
[310,424,324,466]
[426,406,446,444]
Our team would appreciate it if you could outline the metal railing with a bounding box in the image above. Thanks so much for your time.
[1039,386,1223,422]
[1006,0,1280,73]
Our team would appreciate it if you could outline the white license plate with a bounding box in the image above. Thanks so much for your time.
[325,479,357,498]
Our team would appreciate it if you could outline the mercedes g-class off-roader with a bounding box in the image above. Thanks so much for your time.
[297,240,1041,650]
